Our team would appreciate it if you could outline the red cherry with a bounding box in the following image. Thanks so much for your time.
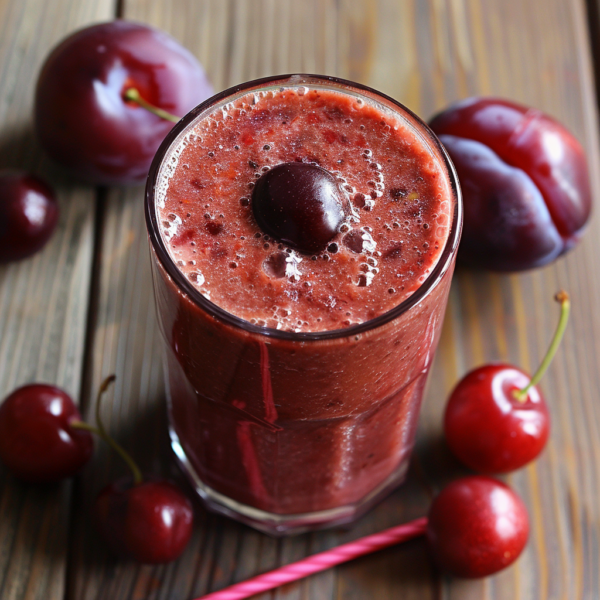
[35,20,213,185]
[0,384,93,482]
[81,376,194,564]
[94,476,194,564]
[429,98,592,271]
[427,476,529,578]
[0,171,59,263]
[444,365,549,473]
[252,162,346,254]
[444,291,568,474]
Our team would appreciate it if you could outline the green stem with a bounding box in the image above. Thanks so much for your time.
[71,375,143,485]
[513,290,570,402]
[123,87,180,123]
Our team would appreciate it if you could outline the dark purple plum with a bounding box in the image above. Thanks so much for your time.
[252,162,345,254]
[430,97,591,271]
[438,135,563,270]
[0,171,59,263]
[35,21,213,185]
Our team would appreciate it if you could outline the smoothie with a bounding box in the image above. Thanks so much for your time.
[158,87,451,331]
[146,75,461,534]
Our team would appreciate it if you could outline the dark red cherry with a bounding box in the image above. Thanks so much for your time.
[0,384,93,482]
[0,171,59,263]
[430,98,591,271]
[444,365,550,473]
[35,21,213,185]
[252,162,345,253]
[444,291,567,473]
[94,476,194,564]
[427,476,529,578]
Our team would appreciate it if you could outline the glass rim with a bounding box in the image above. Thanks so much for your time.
[145,73,463,342]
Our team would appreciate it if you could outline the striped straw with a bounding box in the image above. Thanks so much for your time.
[193,516,428,600]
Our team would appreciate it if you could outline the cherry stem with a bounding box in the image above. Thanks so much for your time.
[513,290,570,402]
[123,87,180,123]
[71,375,143,485]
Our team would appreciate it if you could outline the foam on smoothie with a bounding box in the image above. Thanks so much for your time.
[157,85,453,332]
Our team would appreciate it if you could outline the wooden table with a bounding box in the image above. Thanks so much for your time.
[1,0,600,598]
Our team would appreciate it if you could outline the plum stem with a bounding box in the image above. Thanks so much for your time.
[123,87,180,123]
[513,291,570,402]
[71,375,143,485]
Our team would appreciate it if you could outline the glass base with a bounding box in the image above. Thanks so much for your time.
[169,423,409,536]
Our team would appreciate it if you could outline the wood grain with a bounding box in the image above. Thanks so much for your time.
[69,0,600,598]
[0,0,115,599]
[0,0,595,598]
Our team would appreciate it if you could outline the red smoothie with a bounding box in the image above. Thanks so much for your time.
[146,75,461,534]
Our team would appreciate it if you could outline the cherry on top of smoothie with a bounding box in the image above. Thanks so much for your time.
[157,86,453,333]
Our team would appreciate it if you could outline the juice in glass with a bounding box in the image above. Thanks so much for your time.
[146,74,462,534]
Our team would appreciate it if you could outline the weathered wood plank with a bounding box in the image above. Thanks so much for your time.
[66,0,600,599]
[64,4,240,598]
[0,0,115,599]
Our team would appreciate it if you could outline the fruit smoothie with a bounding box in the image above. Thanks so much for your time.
[146,75,461,534]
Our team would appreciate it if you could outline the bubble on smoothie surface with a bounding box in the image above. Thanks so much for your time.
[263,252,287,278]
[162,213,182,240]
[188,271,205,285]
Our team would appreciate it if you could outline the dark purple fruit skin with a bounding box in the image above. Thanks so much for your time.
[0,384,93,483]
[94,476,194,564]
[252,162,345,254]
[438,135,564,271]
[429,97,592,271]
[35,21,213,185]
[0,171,59,263]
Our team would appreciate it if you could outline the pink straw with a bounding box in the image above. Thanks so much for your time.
[193,516,428,600]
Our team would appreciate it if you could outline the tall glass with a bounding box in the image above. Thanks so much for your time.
[145,75,462,535]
